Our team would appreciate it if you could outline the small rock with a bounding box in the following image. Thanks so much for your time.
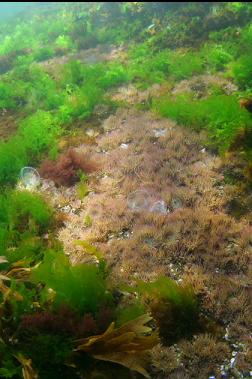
[120,143,129,149]
[108,233,115,240]
[61,205,72,214]
[119,230,131,239]
[230,356,237,369]
[224,327,230,340]
[0,256,8,264]
[96,147,108,154]
[148,23,155,30]
[153,128,167,138]
[86,129,99,137]
[223,82,238,95]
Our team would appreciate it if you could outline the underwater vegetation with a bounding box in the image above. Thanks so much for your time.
[128,276,200,344]
[152,93,252,152]
[0,190,52,265]
[0,193,162,378]
[39,148,100,187]
[0,2,252,379]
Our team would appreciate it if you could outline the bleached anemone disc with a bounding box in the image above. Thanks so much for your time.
[127,189,151,212]
[87,203,103,219]
[171,196,183,210]
[19,167,40,190]
[149,200,168,214]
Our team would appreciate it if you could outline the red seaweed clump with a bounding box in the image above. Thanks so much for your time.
[39,148,100,186]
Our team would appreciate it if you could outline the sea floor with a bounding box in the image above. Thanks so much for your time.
[38,104,252,378]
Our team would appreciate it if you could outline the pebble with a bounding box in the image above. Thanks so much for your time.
[230,356,237,369]
[224,327,230,340]
[61,205,73,214]
[96,148,109,154]
[118,230,131,239]
[120,143,129,149]
[153,128,167,137]
[86,128,99,137]
[148,23,155,30]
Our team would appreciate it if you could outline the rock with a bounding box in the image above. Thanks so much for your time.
[230,354,238,369]
[86,128,99,138]
[153,128,167,137]
[120,143,129,149]
[61,205,72,214]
